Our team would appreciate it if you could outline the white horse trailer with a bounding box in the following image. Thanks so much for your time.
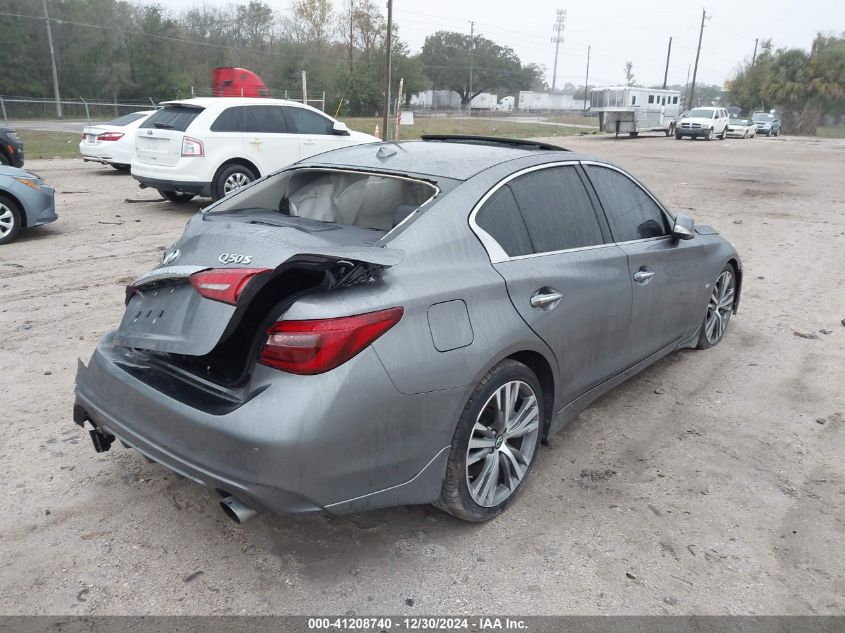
[590,87,681,137]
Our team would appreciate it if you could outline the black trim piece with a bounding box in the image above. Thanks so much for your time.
[134,175,211,197]
[420,135,569,152]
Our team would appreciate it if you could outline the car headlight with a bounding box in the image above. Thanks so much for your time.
[15,177,41,190]
[702,122,712,129]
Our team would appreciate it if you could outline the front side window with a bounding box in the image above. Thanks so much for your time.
[585,165,671,242]
[507,166,604,253]
[284,107,334,135]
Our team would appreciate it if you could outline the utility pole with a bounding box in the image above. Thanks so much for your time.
[688,7,707,109]
[468,21,474,113]
[684,63,691,108]
[662,37,672,89]
[583,45,591,113]
[550,9,566,91]
[42,0,62,118]
[381,0,393,141]
[751,38,759,66]
[348,0,355,74]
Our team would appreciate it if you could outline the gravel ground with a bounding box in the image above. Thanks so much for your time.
[0,134,843,616]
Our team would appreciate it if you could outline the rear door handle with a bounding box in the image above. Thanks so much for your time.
[530,289,562,310]
[633,270,655,283]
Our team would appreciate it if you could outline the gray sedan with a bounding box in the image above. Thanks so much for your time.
[74,136,742,523]
[0,165,57,244]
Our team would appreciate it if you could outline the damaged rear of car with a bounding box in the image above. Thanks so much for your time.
[74,163,450,521]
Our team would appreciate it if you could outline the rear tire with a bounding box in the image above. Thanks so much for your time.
[0,152,10,166]
[436,359,543,522]
[719,127,727,140]
[0,194,23,245]
[212,163,257,201]
[696,264,736,350]
[628,131,639,137]
[158,190,196,204]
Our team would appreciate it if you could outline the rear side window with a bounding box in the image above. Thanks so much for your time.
[475,186,533,257]
[106,112,147,126]
[244,106,288,133]
[140,105,202,132]
[507,166,604,253]
[284,107,334,134]
[210,106,245,132]
[585,165,671,242]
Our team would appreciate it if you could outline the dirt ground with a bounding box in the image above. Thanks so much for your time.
[0,133,843,616]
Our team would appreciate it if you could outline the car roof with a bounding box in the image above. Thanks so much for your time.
[299,138,578,181]
[158,97,318,110]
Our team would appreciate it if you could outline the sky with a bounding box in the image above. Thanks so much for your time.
[165,0,844,90]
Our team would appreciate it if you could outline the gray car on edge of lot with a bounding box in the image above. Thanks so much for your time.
[73,136,742,524]
[0,165,57,245]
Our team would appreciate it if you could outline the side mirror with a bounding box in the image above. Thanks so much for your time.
[672,212,695,240]
[333,121,350,136]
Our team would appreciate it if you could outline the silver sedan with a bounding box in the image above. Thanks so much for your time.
[74,136,742,523]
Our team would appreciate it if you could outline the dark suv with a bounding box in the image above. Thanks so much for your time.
[0,127,24,167]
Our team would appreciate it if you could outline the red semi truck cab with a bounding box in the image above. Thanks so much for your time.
[212,67,269,97]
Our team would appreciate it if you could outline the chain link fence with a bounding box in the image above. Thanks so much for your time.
[0,92,327,126]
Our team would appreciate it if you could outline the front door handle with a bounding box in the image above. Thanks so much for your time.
[530,289,562,310]
[633,270,655,283]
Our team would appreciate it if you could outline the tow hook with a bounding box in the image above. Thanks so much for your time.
[89,428,115,453]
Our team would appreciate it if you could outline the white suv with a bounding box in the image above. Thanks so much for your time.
[131,98,379,202]
[675,107,730,141]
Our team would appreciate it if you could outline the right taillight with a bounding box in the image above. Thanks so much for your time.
[259,307,404,375]
[181,136,205,157]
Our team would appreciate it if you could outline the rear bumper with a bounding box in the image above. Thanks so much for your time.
[73,332,458,516]
[133,175,211,197]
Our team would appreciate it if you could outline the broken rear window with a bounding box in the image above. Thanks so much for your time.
[206,169,438,233]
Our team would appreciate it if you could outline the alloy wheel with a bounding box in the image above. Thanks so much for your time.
[0,202,15,238]
[466,380,540,508]
[704,270,735,345]
[223,172,251,195]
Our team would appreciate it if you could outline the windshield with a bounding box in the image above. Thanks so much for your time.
[753,113,775,122]
[730,117,751,125]
[687,108,715,118]
[106,112,149,126]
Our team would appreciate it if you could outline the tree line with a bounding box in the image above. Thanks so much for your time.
[730,34,845,134]
[0,0,543,116]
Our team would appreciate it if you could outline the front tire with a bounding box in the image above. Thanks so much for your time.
[704,129,712,141]
[158,190,196,204]
[0,194,23,245]
[436,360,544,522]
[212,163,257,201]
[675,132,682,140]
[696,265,736,349]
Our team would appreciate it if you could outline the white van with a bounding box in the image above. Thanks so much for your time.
[131,98,379,202]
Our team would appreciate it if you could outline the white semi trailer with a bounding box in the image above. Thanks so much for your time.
[589,86,681,137]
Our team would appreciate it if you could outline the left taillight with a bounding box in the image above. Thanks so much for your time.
[181,136,205,157]
[97,132,124,142]
[189,268,270,305]
[259,307,404,375]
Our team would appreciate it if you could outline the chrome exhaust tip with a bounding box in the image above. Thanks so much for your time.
[220,496,258,524]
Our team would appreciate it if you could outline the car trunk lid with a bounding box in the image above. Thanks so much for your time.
[113,211,401,357]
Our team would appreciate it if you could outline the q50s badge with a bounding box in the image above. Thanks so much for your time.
[218,253,253,265]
